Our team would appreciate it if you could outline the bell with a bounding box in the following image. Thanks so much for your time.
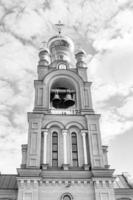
[64,93,75,107]
[52,92,61,107]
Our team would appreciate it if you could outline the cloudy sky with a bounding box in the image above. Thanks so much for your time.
[0,0,133,176]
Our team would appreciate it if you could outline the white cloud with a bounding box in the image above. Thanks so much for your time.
[98,48,133,86]
[100,110,133,143]
[117,96,133,118]
[5,9,44,39]
[92,83,117,103]
[0,81,14,103]
[116,0,132,7]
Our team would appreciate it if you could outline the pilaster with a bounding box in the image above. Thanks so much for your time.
[85,114,104,169]
[17,178,40,200]
[93,178,115,200]
[26,113,43,168]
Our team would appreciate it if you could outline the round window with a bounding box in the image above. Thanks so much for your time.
[63,195,71,200]
[61,193,73,200]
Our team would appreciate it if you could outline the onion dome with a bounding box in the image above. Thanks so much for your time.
[48,35,74,63]
[75,48,87,68]
[39,47,51,66]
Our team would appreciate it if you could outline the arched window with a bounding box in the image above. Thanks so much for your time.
[52,132,58,167]
[71,132,78,167]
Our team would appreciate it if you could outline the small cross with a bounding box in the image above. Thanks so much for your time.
[42,41,47,48]
[39,41,47,50]
[55,20,64,35]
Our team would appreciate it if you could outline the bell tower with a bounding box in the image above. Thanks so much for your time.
[17,25,116,200]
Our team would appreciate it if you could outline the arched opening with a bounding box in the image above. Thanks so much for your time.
[50,78,76,109]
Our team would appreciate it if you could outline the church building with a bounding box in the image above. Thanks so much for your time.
[0,25,133,200]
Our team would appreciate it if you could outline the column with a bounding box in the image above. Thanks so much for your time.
[81,130,89,169]
[62,130,69,170]
[62,130,67,164]
[21,144,27,168]
[42,129,48,169]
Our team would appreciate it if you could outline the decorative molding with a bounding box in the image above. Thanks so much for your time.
[92,169,115,177]
[17,168,41,176]
[92,178,114,189]
[41,179,92,185]
[65,122,84,129]
[27,112,44,120]
[62,130,68,135]
[80,129,88,135]
[41,170,92,179]
[115,188,133,195]
[85,114,101,120]
[44,121,65,129]
[17,179,40,189]
[17,178,94,190]
[41,129,48,133]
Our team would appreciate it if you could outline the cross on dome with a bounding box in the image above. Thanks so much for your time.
[55,20,64,35]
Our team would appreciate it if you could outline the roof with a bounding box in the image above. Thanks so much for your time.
[0,174,17,190]
[114,174,133,189]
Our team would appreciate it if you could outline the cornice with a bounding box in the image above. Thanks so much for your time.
[115,188,133,195]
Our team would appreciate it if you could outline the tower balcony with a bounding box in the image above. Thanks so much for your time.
[49,108,78,115]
